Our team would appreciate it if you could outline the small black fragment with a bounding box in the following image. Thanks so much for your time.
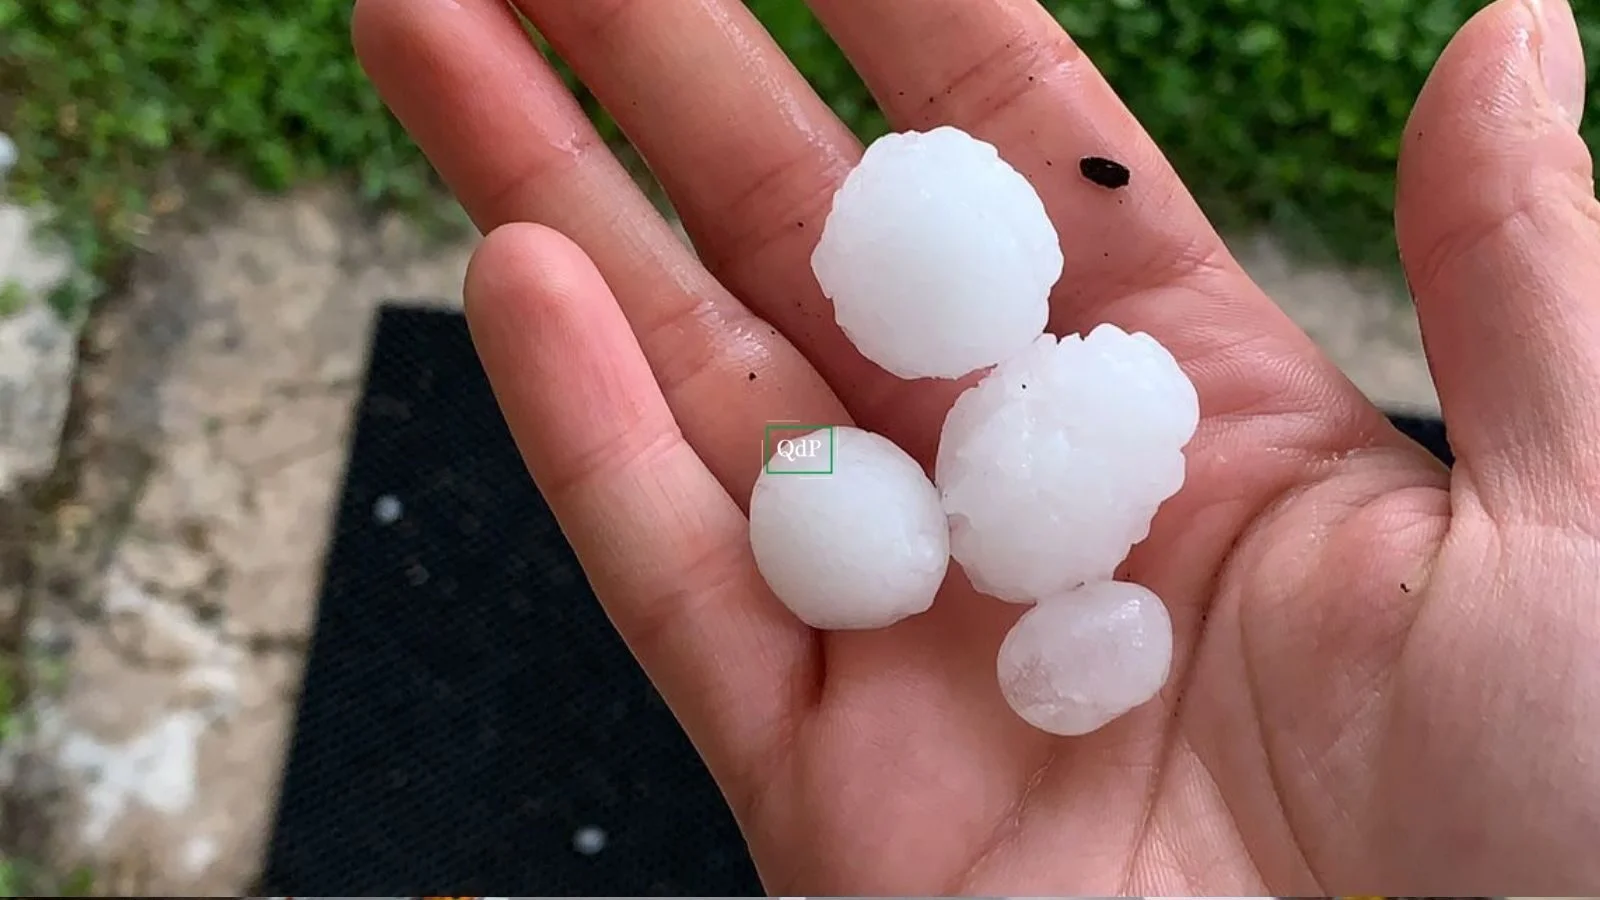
[747,372,757,381]
[1401,582,1411,593]
[1079,156,1131,189]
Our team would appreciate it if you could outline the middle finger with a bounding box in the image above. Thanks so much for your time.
[515,0,963,459]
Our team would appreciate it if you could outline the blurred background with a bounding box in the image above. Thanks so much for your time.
[0,0,1596,894]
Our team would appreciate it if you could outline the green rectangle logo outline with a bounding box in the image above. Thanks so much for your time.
[763,423,836,475]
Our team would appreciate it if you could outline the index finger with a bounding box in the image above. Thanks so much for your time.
[465,223,817,820]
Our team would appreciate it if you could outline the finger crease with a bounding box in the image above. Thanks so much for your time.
[472,129,608,228]
[619,531,752,659]
[540,421,684,503]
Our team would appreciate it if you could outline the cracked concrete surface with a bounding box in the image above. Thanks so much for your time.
[0,203,77,495]
[6,184,471,894]
[0,181,1437,894]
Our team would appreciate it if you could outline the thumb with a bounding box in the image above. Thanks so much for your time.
[1395,0,1600,524]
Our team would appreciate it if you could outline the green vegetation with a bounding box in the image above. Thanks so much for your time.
[0,281,26,319]
[0,649,96,897]
[4,0,1600,319]
[0,855,96,898]
[0,662,22,897]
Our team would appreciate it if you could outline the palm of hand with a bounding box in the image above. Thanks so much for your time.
[354,0,1600,892]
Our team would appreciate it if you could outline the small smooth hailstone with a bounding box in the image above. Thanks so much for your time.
[811,126,1062,380]
[997,581,1173,736]
[749,426,949,630]
[936,324,1199,603]
[572,825,607,856]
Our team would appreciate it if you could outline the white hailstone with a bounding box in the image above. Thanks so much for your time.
[372,493,403,525]
[936,324,1199,603]
[749,426,949,630]
[572,824,607,855]
[811,126,1062,380]
[996,580,1174,736]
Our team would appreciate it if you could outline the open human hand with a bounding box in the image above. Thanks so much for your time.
[353,0,1600,892]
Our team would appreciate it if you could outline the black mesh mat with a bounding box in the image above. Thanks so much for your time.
[260,303,1452,896]
[1388,411,1454,466]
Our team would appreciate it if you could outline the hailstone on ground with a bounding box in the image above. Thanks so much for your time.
[810,126,1062,380]
[936,323,1199,603]
[748,426,949,630]
[996,581,1174,736]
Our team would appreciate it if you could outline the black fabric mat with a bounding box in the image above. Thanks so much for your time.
[262,304,1453,896]
[1388,411,1454,466]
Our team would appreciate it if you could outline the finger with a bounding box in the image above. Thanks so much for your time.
[1396,0,1600,520]
[464,222,816,812]
[353,0,847,500]
[510,0,952,456]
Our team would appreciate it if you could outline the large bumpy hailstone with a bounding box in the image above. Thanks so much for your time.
[996,581,1174,736]
[936,324,1200,603]
[810,126,1063,380]
[748,426,949,630]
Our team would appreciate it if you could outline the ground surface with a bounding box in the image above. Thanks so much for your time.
[0,183,1436,893]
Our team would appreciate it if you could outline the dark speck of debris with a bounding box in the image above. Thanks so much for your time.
[796,220,804,228]
[1401,582,1411,593]
[1079,156,1131,189]
[1020,383,1027,389]
[747,372,757,381]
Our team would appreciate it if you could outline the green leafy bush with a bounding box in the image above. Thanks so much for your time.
[754,0,1600,260]
[2,0,438,314]
[4,0,1599,310]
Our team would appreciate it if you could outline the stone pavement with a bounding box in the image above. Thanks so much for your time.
[0,185,471,893]
[0,182,1436,893]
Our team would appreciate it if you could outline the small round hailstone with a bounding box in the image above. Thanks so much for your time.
[572,825,607,855]
[997,580,1173,736]
[936,323,1199,603]
[810,126,1062,380]
[749,426,949,630]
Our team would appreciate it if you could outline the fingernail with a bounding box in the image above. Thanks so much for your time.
[1528,0,1588,126]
